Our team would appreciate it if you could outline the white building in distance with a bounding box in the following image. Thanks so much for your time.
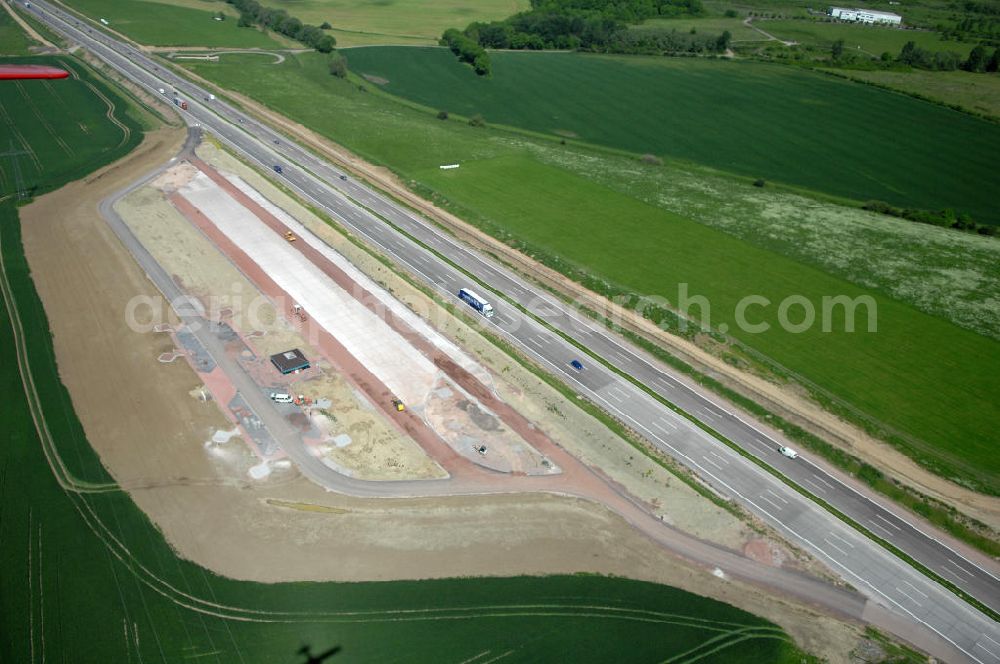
[828,6,903,25]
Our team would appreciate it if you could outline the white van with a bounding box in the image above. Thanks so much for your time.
[269,392,293,403]
[779,446,799,459]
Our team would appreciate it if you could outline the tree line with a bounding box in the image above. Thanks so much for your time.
[827,38,1000,73]
[440,29,491,75]
[863,200,997,236]
[224,0,337,53]
[441,0,725,74]
[898,40,1000,72]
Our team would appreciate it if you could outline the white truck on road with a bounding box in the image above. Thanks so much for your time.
[458,288,494,318]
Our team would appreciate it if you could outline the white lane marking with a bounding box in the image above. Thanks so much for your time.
[651,419,676,434]
[868,519,895,537]
[701,455,723,471]
[698,408,720,422]
[764,489,788,505]
[895,586,924,607]
[607,391,624,404]
[760,494,785,512]
[708,449,729,465]
[808,473,835,489]
[526,336,545,349]
[745,438,772,454]
[654,375,678,389]
[945,558,976,578]
[612,351,630,364]
[803,478,828,494]
[823,538,850,557]
[976,641,1000,661]
[827,531,854,549]
[939,565,964,582]
[902,580,928,598]
[872,513,901,531]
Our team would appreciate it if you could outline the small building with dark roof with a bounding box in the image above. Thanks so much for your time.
[270,348,310,374]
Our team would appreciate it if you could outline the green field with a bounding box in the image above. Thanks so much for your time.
[259,0,530,46]
[640,16,766,41]
[0,54,807,663]
[830,67,1000,120]
[0,57,146,199]
[760,18,976,57]
[0,5,36,55]
[344,47,1000,226]
[60,0,285,47]
[183,51,1000,492]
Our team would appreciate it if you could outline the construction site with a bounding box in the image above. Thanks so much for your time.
[133,146,564,483]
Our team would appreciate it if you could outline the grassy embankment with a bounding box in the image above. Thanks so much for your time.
[59,0,285,48]
[0,52,810,664]
[184,50,1000,499]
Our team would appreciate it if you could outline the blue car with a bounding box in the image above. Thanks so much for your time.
[570,359,584,371]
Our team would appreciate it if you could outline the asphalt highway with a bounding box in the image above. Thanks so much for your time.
[26,1,999,660]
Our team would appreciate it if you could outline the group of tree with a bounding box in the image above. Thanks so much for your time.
[442,0,726,68]
[526,0,705,21]
[440,28,491,75]
[224,0,337,52]
[863,200,997,236]
[897,40,1000,72]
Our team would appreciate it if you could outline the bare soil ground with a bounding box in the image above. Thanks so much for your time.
[20,127,234,486]
[180,73,1000,536]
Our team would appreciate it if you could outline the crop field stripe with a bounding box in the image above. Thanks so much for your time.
[0,99,42,172]
[665,627,792,663]
[15,80,74,157]
[672,632,794,664]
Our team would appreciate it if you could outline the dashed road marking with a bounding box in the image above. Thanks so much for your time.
[701,455,723,470]
[823,538,850,557]
[895,586,923,608]
[872,513,901,531]
[760,494,785,512]
[764,489,788,505]
[803,478,828,494]
[708,449,729,465]
[651,419,676,435]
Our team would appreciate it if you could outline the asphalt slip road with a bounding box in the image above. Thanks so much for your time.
[28,1,999,660]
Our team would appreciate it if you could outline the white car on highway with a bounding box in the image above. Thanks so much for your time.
[779,446,799,459]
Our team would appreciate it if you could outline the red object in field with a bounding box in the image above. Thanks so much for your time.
[0,65,70,80]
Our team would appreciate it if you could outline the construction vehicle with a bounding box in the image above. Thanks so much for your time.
[391,398,405,412]
[284,231,297,242]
